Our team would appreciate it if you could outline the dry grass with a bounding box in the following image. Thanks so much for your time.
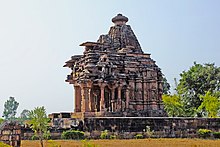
[21,138,220,147]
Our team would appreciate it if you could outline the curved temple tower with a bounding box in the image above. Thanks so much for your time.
[64,14,166,118]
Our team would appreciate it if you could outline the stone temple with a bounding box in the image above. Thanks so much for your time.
[64,14,166,118]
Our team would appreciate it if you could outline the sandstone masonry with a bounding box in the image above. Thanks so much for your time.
[64,14,166,118]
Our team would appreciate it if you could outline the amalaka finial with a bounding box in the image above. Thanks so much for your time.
[112,14,128,25]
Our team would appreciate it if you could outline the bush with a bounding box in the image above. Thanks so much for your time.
[197,129,212,138]
[100,130,109,139]
[43,130,51,140]
[0,142,11,147]
[110,135,117,139]
[145,125,154,138]
[135,134,143,139]
[31,134,39,140]
[61,130,85,140]
[213,132,220,139]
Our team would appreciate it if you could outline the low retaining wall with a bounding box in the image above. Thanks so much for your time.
[83,117,220,138]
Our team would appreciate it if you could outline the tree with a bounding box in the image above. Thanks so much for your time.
[20,109,30,120]
[162,94,183,117]
[2,97,19,120]
[198,91,220,118]
[177,62,220,116]
[28,106,50,147]
[162,76,171,94]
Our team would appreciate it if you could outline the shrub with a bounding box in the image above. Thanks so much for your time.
[197,129,212,138]
[100,130,109,139]
[31,134,39,140]
[0,142,11,147]
[135,134,143,139]
[43,130,51,140]
[110,135,117,139]
[61,130,85,140]
[213,132,220,139]
[145,125,154,138]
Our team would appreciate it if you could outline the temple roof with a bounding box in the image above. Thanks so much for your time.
[80,42,101,47]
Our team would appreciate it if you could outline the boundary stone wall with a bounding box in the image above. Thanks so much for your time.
[83,117,220,138]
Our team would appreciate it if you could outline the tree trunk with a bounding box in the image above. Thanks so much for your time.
[39,132,44,147]
[40,138,44,147]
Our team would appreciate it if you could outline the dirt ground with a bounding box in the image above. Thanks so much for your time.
[21,138,220,147]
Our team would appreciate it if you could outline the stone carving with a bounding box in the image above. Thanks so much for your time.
[64,14,166,117]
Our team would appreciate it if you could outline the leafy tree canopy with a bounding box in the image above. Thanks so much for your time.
[162,94,183,117]
[20,109,30,120]
[177,62,220,116]
[198,91,220,118]
[2,97,19,120]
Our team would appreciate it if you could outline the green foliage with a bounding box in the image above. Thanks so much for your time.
[162,76,171,94]
[43,130,51,140]
[145,126,154,138]
[134,134,143,139]
[31,134,39,140]
[0,118,4,124]
[20,109,30,120]
[198,91,220,118]
[0,142,11,147]
[2,97,19,120]
[197,129,212,138]
[177,62,220,116]
[100,130,109,139]
[162,94,183,117]
[28,106,50,147]
[61,130,85,140]
[109,135,117,139]
[213,132,220,139]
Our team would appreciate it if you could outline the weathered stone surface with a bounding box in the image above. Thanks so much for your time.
[0,121,21,147]
[83,117,220,138]
[64,14,166,118]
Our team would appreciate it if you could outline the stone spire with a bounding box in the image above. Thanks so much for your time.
[97,14,143,53]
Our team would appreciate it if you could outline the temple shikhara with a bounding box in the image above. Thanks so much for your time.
[64,14,166,118]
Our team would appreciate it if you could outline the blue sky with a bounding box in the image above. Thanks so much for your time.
[0,0,220,117]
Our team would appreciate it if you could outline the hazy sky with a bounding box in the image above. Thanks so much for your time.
[0,0,220,117]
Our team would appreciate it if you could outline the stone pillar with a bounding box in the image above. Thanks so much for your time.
[128,80,135,100]
[98,82,107,112]
[111,89,115,112]
[84,87,90,112]
[117,85,122,111]
[109,84,117,112]
[80,85,86,113]
[88,88,92,111]
[126,88,130,110]
[80,83,90,113]
[74,85,81,112]
[87,81,93,112]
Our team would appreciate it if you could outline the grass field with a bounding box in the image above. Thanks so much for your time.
[21,138,220,147]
